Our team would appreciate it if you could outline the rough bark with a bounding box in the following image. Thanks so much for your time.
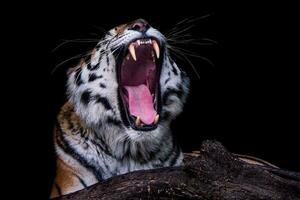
[55,140,300,200]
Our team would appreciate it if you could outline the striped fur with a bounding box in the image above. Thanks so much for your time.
[51,19,190,198]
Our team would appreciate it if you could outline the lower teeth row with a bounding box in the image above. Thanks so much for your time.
[135,115,159,127]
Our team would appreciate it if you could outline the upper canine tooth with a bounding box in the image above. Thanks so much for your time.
[128,44,137,61]
[152,40,160,59]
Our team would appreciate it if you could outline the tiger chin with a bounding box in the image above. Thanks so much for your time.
[51,19,190,198]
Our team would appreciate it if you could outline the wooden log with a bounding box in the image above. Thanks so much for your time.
[54,140,300,200]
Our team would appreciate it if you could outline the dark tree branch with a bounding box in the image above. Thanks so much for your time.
[55,140,300,200]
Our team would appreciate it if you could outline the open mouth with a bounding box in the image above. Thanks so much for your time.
[117,38,163,131]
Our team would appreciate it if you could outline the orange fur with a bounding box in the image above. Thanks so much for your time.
[51,159,81,198]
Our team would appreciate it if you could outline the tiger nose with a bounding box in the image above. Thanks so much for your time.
[128,19,150,33]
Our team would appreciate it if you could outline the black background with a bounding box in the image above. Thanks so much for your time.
[5,2,299,199]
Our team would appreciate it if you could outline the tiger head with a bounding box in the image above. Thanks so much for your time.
[67,19,190,159]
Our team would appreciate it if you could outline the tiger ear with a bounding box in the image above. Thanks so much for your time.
[67,48,97,75]
[67,59,85,75]
[114,24,127,36]
[67,65,80,75]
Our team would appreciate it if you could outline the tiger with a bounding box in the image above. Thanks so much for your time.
[51,19,190,198]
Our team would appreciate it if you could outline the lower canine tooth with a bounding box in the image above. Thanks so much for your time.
[135,117,141,127]
[154,115,159,124]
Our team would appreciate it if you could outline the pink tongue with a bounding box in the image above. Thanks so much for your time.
[124,84,157,125]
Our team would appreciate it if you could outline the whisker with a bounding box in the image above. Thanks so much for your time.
[165,14,214,39]
[170,49,201,80]
[167,38,216,46]
[52,32,122,75]
[198,38,218,44]
[166,15,207,35]
[168,45,215,67]
[166,24,195,38]
[52,38,106,52]
[51,51,93,75]
[163,15,216,80]
[164,17,193,35]
[185,14,213,24]
[167,34,193,39]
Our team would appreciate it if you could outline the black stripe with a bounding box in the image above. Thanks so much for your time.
[162,88,183,105]
[134,143,148,163]
[169,144,181,166]
[121,138,129,159]
[95,43,102,50]
[94,95,112,110]
[98,151,112,175]
[89,63,100,71]
[115,136,127,160]
[138,143,159,164]
[157,135,175,164]
[81,90,92,105]
[168,58,179,76]
[129,135,167,164]
[55,122,104,181]
[176,83,184,92]
[99,83,106,88]
[169,58,175,66]
[87,63,92,70]
[74,68,83,86]
[93,133,112,156]
[89,73,102,82]
[124,139,132,159]
[161,111,171,121]
[164,77,171,84]
[106,117,122,127]
[92,63,100,70]
[74,174,87,188]
[106,53,110,66]
[80,129,89,141]
[98,49,105,62]
[55,183,62,196]
[172,64,178,76]
[84,54,91,64]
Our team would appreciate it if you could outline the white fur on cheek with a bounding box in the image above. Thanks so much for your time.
[160,52,190,120]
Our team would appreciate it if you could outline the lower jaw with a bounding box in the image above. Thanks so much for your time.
[121,102,159,131]
[118,88,161,132]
